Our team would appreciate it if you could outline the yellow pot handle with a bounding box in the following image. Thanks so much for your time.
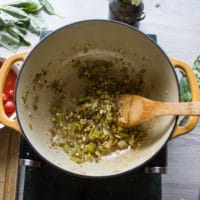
[170,57,200,139]
[0,52,28,132]
[1,54,198,136]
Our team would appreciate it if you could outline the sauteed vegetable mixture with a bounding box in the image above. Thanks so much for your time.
[49,59,147,164]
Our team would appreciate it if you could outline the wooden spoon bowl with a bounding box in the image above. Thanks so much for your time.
[117,94,200,127]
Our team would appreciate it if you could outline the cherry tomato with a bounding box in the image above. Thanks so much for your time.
[6,80,13,89]
[2,93,8,103]
[1,60,16,117]
[7,89,14,98]
[4,101,15,114]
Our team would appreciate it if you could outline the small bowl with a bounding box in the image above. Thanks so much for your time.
[0,57,19,129]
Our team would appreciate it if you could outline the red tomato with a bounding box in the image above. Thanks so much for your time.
[6,80,13,89]
[4,101,15,115]
[2,93,8,103]
[1,60,17,117]
[7,89,14,98]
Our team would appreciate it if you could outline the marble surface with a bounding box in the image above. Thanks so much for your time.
[140,1,200,200]
[1,0,200,199]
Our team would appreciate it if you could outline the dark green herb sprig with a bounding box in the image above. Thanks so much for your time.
[0,0,55,52]
[179,55,200,124]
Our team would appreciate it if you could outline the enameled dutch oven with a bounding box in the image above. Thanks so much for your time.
[0,20,199,178]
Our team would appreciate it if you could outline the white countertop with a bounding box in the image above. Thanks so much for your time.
[0,0,109,58]
[1,0,200,199]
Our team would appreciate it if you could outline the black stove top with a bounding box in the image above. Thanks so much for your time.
[16,136,166,200]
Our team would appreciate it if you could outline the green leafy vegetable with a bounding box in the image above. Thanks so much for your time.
[0,5,28,19]
[0,30,20,52]
[9,26,31,46]
[29,14,47,34]
[193,56,200,85]
[0,0,55,52]
[7,0,42,13]
[179,55,200,124]
[0,10,29,27]
[38,0,55,15]
[180,74,191,102]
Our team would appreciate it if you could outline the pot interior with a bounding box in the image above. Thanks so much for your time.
[16,20,179,177]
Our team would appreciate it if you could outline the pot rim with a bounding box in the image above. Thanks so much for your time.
[15,19,180,177]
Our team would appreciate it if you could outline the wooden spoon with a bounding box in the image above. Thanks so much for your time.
[117,94,200,127]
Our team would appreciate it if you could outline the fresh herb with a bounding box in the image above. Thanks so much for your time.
[38,0,55,15]
[0,0,55,52]
[179,55,200,124]
[121,0,142,6]
[193,56,200,85]
[29,14,47,35]
[7,0,42,13]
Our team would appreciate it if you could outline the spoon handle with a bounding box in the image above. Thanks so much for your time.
[154,102,200,116]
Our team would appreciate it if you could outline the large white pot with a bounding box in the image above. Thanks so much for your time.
[0,20,199,177]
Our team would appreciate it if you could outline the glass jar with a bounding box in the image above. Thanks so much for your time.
[108,0,146,28]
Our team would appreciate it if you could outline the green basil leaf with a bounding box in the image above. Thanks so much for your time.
[179,55,200,103]
[1,5,28,19]
[193,55,200,70]
[181,91,192,102]
[0,10,29,27]
[0,10,18,26]
[7,0,42,13]
[29,14,47,35]
[0,0,53,52]
[0,29,20,52]
[15,25,27,35]
[9,26,31,46]
[193,69,200,85]
[23,4,42,13]
[179,75,191,102]
[15,19,30,29]
[38,0,55,15]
